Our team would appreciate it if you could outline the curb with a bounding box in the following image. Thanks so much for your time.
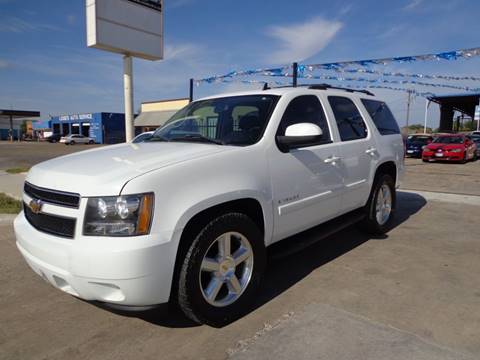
[0,214,17,223]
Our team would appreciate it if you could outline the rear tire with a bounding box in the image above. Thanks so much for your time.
[70,140,75,145]
[359,174,396,235]
[177,213,266,327]
[88,140,94,144]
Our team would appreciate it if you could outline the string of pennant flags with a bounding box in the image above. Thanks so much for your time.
[214,78,436,98]
[278,74,480,92]
[193,46,480,97]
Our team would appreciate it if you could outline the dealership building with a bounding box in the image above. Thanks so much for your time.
[33,113,126,144]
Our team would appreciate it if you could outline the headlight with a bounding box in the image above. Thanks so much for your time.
[83,193,154,236]
[450,148,462,153]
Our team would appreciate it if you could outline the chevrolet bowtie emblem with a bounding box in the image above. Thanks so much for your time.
[29,198,43,214]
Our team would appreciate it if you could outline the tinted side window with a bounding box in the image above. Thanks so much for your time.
[278,95,331,142]
[361,99,400,135]
[328,96,367,141]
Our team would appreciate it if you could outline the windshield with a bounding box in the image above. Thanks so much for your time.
[433,136,463,144]
[407,136,431,145]
[132,132,153,143]
[149,95,279,146]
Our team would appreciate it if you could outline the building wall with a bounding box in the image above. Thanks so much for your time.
[102,113,126,144]
[50,113,125,144]
[141,98,189,112]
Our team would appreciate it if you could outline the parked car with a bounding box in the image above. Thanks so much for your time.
[422,134,477,163]
[405,134,433,158]
[46,133,62,143]
[60,134,95,145]
[15,85,405,326]
[470,135,480,158]
[131,131,154,143]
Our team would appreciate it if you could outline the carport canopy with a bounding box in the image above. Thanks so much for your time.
[0,109,40,139]
[134,109,177,128]
[428,93,480,131]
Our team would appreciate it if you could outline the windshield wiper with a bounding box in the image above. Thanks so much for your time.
[147,135,170,142]
[171,134,224,145]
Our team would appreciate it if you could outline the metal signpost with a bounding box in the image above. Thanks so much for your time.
[86,0,163,141]
[474,102,480,131]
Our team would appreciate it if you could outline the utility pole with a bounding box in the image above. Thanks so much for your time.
[405,89,413,133]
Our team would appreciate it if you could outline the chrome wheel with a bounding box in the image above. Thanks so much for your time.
[376,184,392,225]
[199,231,254,307]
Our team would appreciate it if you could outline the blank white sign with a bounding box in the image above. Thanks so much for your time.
[86,0,163,61]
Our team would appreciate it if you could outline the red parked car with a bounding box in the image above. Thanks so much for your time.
[422,134,477,163]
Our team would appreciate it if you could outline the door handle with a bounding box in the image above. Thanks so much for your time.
[365,147,377,156]
[324,156,341,164]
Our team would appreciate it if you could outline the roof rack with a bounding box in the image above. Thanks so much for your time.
[263,83,375,96]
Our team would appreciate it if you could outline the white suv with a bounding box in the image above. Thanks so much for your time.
[15,85,404,326]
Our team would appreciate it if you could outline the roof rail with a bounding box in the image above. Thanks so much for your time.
[306,84,375,96]
[262,83,375,96]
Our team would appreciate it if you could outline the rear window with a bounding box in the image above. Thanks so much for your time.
[361,99,400,135]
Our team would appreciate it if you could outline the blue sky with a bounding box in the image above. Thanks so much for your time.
[1,0,480,127]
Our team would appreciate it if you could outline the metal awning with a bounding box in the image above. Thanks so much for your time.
[134,110,177,127]
[0,109,41,139]
[428,93,480,117]
[0,109,40,120]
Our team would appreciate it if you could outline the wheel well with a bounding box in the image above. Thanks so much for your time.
[169,198,265,303]
[375,161,397,184]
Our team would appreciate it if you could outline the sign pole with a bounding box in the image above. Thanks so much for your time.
[476,102,480,132]
[123,55,134,142]
[423,99,430,133]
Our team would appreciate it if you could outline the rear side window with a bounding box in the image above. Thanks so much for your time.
[328,96,367,141]
[361,99,400,135]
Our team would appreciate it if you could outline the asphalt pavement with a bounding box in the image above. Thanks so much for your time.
[1,144,480,359]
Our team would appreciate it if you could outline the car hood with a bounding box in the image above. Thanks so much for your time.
[26,142,230,196]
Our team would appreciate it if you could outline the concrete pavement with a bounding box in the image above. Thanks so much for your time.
[1,191,479,359]
[0,170,25,200]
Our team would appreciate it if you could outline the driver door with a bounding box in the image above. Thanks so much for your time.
[269,95,343,242]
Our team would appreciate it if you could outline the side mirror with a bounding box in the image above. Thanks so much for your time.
[276,123,324,152]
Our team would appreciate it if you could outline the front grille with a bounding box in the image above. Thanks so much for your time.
[24,182,80,208]
[24,203,76,238]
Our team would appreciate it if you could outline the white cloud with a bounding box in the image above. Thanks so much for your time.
[66,15,76,25]
[266,17,343,64]
[339,4,353,16]
[404,0,424,10]
[0,16,61,33]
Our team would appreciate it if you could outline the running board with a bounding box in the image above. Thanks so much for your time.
[268,209,366,260]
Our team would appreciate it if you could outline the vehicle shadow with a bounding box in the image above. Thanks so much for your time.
[104,191,427,328]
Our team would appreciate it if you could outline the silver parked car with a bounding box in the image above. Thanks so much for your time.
[60,134,95,145]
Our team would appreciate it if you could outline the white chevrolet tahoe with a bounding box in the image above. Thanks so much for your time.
[15,85,405,326]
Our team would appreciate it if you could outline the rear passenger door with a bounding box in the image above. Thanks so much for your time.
[326,96,377,212]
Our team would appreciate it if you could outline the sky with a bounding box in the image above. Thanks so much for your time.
[1,0,480,128]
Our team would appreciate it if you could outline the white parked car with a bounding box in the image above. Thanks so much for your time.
[15,85,404,326]
[131,131,155,143]
[60,134,95,145]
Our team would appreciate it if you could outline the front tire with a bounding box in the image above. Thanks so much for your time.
[359,174,396,235]
[177,213,266,326]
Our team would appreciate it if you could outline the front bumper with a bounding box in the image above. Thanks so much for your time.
[405,149,422,157]
[422,151,464,161]
[14,212,177,306]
